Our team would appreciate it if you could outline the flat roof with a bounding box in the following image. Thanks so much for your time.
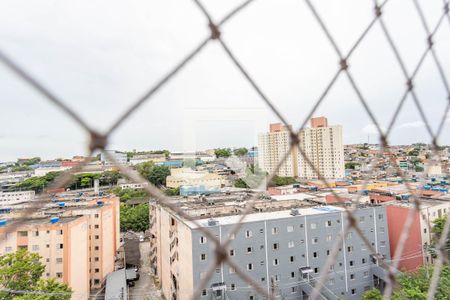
[105,269,128,300]
[186,206,345,228]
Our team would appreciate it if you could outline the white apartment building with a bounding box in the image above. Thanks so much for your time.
[0,190,35,206]
[258,117,344,179]
[100,150,128,166]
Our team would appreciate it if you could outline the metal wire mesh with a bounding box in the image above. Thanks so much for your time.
[1,0,450,299]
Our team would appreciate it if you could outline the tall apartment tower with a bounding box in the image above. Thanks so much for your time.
[257,123,298,177]
[258,117,344,179]
[298,117,345,179]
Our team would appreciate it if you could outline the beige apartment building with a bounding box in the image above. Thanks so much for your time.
[166,168,228,188]
[298,117,345,179]
[0,194,120,299]
[257,123,298,177]
[0,216,90,300]
[258,117,344,179]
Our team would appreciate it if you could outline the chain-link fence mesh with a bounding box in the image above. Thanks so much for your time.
[1,0,450,299]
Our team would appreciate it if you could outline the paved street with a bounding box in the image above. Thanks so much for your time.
[129,241,160,300]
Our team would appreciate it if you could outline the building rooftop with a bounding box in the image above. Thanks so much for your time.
[186,206,346,228]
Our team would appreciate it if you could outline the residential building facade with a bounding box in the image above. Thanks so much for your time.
[150,200,390,300]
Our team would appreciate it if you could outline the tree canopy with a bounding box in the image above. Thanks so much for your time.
[233,147,248,157]
[362,266,450,300]
[120,203,150,232]
[9,172,61,192]
[268,176,297,187]
[214,148,232,158]
[0,249,71,300]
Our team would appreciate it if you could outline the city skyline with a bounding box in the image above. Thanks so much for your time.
[1,0,450,161]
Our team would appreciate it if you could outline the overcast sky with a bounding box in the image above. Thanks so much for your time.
[1,0,450,161]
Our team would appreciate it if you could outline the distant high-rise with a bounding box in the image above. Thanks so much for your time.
[257,117,344,179]
[298,117,345,179]
[257,124,298,177]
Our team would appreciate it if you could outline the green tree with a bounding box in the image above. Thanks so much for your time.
[362,266,450,300]
[432,215,450,259]
[233,147,248,157]
[12,278,72,300]
[120,203,150,232]
[136,161,155,179]
[147,165,170,186]
[0,250,71,300]
[111,188,148,202]
[234,178,249,188]
[214,148,232,158]
[345,162,360,170]
[361,288,382,300]
[269,176,297,187]
[164,187,180,196]
[9,172,61,192]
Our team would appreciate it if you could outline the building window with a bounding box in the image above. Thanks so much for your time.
[380,241,386,246]
[314,267,319,274]
[229,249,235,256]
[57,244,63,249]
[311,223,317,229]
[200,254,206,261]
[288,241,294,248]
[300,223,304,228]
[347,246,353,253]
[362,258,366,264]
[350,274,355,280]
[247,247,253,254]
[312,237,318,244]
[378,214,383,220]
[230,284,236,291]
[291,271,295,278]
[95,246,99,251]
[247,263,253,271]
[347,232,353,239]
[94,224,99,229]
[18,231,28,237]
[201,289,207,297]
[56,258,63,264]
[56,272,63,278]
[94,257,99,262]
[200,236,206,244]
[46,258,50,262]
[31,245,39,251]
[424,228,427,234]
[291,287,297,293]
[272,227,279,235]
[380,227,385,233]
[94,214,99,218]
[313,252,318,258]
[46,230,50,234]
[229,233,235,240]
[287,225,294,232]
[274,274,280,281]
[95,235,99,240]
[94,279,100,285]
[360,216,365,222]
[349,260,354,266]
[273,259,279,266]
[273,243,279,250]
[33,231,39,237]
[229,267,235,274]
[326,220,332,227]
[4,247,12,253]
[329,278,335,286]
[245,230,252,238]
[260,260,265,266]
[326,235,332,242]
[364,271,369,278]
[330,264,334,271]
[351,289,356,295]
[290,256,295,263]
[57,230,63,235]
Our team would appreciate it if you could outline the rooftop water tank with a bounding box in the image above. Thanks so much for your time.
[58,202,65,207]
[50,217,60,224]
[97,200,104,206]
[0,219,7,227]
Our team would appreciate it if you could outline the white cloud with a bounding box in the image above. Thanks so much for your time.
[397,121,426,129]
[362,124,386,135]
